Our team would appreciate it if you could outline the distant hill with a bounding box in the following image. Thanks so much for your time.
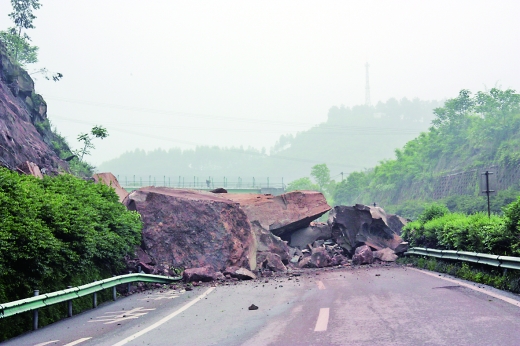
[97,97,441,185]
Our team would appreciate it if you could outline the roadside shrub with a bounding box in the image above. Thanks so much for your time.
[0,168,142,340]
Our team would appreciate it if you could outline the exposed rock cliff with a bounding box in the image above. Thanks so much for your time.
[0,41,68,174]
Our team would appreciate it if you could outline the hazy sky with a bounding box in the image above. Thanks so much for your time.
[1,1,519,166]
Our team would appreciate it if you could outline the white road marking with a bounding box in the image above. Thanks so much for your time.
[112,287,215,346]
[63,338,92,346]
[411,268,520,308]
[316,280,326,290]
[88,307,155,324]
[34,341,59,346]
[138,290,182,301]
[314,308,330,332]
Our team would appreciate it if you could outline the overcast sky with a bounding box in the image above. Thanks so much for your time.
[1,1,519,166]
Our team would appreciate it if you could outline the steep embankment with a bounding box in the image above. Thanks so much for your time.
[0,41,67,174]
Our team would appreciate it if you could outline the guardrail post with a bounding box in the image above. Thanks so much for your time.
[93,292,97,308]
[127,271,132,293]
[112,286,117,301]
[33,290,39,330]
[67,286,73,317]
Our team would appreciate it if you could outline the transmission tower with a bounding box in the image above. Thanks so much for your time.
[365,62,371,106]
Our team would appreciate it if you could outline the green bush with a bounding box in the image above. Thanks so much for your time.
[0,168,142,340]
[402,200,520,256]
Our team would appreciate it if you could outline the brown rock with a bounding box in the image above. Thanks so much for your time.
[93,172,129,203]
[257,252,287,272]
[227,191,330,271]
[210,187,227,193]
[352,245,373,265]
[373,247,398,262]
[224,267,257,280]
[125,187,257,273]
[328,204,406,254]
[308,247,331,268]
[183,266,217,282]
[226,191,331,237]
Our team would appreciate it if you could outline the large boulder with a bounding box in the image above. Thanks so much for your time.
[226,191,331,237]
[124,187,257,274]
[93,172,129,203]
[227,191,330,271]
[328,204,406,254]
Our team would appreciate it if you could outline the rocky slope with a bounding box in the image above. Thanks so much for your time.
[0,41,68,174]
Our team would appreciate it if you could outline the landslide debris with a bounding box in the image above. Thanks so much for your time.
[122,184,408,282]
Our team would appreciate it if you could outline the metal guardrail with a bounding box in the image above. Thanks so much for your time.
[0,273,181,328]
[404,247,520,270]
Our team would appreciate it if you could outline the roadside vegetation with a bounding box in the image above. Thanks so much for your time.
[0,167,142,341]
[398,200,520,294]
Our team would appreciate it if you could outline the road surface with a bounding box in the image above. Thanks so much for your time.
[3,264,520,345]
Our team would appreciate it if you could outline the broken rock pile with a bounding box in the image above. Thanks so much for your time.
[123,184,409,281]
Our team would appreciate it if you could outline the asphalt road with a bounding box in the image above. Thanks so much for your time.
[3,264,520,346]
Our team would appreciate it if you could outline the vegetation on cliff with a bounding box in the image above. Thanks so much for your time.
[334,88,520,218]
[0,167,142,340]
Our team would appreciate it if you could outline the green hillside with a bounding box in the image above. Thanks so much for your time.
[334,88,520,218]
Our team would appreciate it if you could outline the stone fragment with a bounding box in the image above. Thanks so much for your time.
[308,247,331,268]
[257,252,287,272]
[373,247,398,262]
[183,266,217,282]
[287,222,332,249]
[328,204,406,254]
[224,266,257,280]
[352,245,373,265]
[210,187,227,193]
[248,304,259,310]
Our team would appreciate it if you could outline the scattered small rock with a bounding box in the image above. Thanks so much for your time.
[248,304,259,310]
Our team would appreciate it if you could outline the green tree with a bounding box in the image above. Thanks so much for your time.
[310,163,331,192]
[286,177,319,192]
[75,125,109,161]
[0,0,41,66]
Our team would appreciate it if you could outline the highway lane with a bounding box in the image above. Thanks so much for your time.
[3,265,520,345]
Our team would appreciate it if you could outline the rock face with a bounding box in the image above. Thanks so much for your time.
[226,191,331,237]
[0,41,68,174]
[93,172,129,203]
[125,187,257,274]
[328,204,406,254]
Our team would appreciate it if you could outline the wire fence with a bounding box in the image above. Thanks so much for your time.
[116,175,287,191]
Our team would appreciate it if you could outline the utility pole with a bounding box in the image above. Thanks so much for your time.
[365,62,371,107]
[340,172,344,181]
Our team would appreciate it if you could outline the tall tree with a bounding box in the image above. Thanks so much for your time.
[0,0,41,66]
